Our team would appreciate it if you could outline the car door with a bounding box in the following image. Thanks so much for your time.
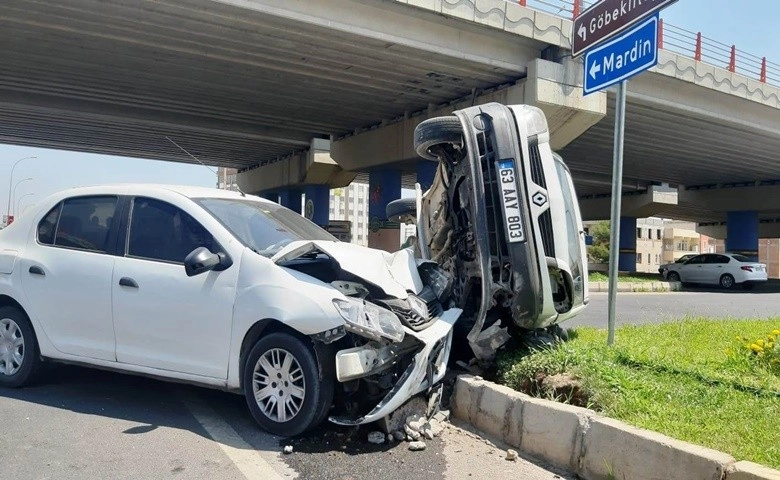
[20,195,121,361]
[703,254,730,285]
[111,196,238,379]
[680,254,706,282]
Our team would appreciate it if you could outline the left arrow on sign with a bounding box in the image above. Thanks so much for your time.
[589,60,601,79]
[578,24,587,41]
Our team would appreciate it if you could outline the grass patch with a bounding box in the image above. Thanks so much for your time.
[497,318,780,468]
[589,272,661,283]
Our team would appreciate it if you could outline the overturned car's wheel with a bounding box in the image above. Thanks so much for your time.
[0,306,41,388]
[414,116,463,161]
[243,332,333,437]
[386,198,418,222]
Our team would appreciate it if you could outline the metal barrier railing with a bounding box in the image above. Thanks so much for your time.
[511,0,778,86]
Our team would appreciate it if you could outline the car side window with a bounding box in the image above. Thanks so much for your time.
[687,255,706,265]
[127,197,215,264]
[715,255,731,264]
[53,196,118,252]
[37,204,62,245]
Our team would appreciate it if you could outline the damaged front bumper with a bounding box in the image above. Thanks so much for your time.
[329,307,461,426]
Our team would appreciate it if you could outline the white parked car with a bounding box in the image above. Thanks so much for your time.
[662,253,768,289]
[0,185,462,436]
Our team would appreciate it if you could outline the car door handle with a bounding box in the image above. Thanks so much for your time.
[119,277,138,288]
[28,265,45,276]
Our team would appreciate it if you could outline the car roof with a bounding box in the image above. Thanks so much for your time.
[49,184,270,202]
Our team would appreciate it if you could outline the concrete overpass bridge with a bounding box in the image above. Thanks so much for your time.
[1,0,779,265]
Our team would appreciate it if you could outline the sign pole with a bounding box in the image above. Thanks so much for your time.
[607,80,628,346]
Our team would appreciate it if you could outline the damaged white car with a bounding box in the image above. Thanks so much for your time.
[0,185,460,436]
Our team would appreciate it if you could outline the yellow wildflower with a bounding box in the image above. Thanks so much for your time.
[750,343,764,353]
[772,329,780,336]
[756,339,765,347]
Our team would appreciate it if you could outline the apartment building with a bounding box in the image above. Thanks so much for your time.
[635,217,665,273]
[329,182,369,247]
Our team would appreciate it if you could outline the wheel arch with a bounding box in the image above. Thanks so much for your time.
[237,319,317,393]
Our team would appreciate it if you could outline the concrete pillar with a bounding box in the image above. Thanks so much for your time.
[278,189,302,214]
[726,211,759,260]
[368,167,402,251]
[416,160,439,191]
[304,185,330,227]
[618,217,637,273]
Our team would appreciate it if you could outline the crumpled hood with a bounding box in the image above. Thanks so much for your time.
[271,241,423,299]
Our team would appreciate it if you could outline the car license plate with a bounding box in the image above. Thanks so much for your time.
[496,159,525,243]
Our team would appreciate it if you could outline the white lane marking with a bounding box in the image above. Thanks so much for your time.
[181,395,296,480]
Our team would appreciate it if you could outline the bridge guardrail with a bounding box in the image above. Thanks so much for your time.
[513,0,778,87]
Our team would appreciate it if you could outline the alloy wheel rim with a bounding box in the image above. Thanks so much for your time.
[723,276,734,288]
[0,318,24,376]
[252,348,306,423]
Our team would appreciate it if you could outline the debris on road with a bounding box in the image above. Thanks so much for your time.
[283,445,294,454]
[506,449,518,461]
[408,441,427,451]
[367,431,385,444]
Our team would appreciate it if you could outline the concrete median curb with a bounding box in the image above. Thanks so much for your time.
[589,281,682,292]
[451,375,780,480]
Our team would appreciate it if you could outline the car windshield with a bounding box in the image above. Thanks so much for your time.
[195,198,336,257]
[731,254,752,263]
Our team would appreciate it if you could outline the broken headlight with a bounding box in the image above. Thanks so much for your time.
[332,298,405,343]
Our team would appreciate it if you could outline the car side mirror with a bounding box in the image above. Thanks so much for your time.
[184,247,221,277]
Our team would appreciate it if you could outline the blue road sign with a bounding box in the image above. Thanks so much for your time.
[583,14,658,95]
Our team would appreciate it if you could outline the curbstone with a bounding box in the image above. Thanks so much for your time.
[579,416,734,480]
[520,395,594,472]
[451,376,780,480]
[726,461,780,480]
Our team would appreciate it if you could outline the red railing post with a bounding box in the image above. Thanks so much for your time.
[573,0,581,19]
[694,32,702,61]
[760,57,767,83]
[728,45,736,72]
[658,18,664,49]
[518,0,526,6]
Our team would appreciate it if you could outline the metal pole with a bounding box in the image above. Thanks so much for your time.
[5,156,35,224]
[607,80,628,346]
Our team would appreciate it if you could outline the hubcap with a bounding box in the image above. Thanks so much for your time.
[252,348,305,423]
[0,318,24,376]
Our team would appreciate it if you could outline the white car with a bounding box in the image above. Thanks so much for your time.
[663,253,768,289]
[0,184,462,436]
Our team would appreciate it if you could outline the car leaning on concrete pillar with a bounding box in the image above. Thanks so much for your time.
[388,103,590,360]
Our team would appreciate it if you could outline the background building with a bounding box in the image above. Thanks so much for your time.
[216,167,238,191]
[329,182,369,247]
[662,221,703,265]
[635,218,665,273]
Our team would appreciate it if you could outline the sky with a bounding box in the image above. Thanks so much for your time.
[1,0,777,218]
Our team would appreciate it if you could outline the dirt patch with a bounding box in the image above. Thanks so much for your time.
[520,372,590,407]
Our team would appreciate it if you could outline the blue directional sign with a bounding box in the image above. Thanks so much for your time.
[583,14,658,95]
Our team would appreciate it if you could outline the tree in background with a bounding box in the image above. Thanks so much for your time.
[588,221,610,263]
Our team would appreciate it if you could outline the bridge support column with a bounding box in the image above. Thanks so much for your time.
[416,160,439,191]
[726,211,759,260]
[260,192,279,203]
[368,167,402,252]
[619,217,637,273]
[304,185,330,227]
[278,189,302,215]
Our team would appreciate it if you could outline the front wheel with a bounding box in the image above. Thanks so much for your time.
[0,306,41,388]
[243,332,332,437]
[666,272,681,283]
[414,116,463,161]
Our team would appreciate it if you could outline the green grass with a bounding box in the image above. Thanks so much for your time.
[589,272,661,283]
[497,318,780,469]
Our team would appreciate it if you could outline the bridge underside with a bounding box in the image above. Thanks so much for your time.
[0,0,540,168]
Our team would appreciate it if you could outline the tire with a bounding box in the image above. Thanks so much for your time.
[386,198,417,222]
[720,274,735,289]
[414,116,463,161]
[666,272,680,283]
[0,306,41,388]
[243,332,333,437]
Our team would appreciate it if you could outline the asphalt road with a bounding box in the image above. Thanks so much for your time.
[567,288,780,329]
[0,363,571,480]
